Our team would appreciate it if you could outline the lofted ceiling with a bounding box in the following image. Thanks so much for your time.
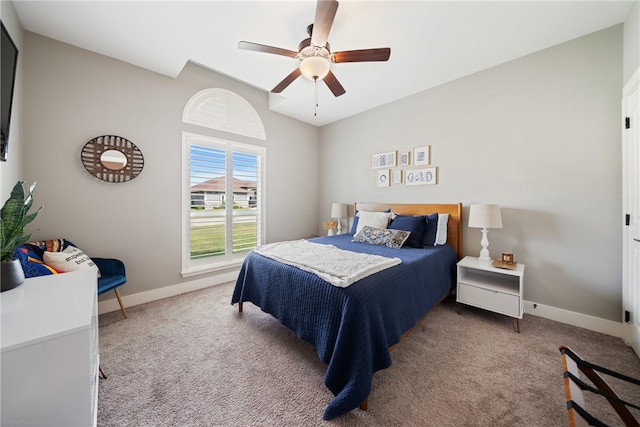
[12,0,633,127]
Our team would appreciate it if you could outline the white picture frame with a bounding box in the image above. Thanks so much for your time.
[392,170,402,184]
[405,167,437,186]
[377,169,390,187]
[371,151,397,169]
[413,146,430,166]
[399,151,410,166]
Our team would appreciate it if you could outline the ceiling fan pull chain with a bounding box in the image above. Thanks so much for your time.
[314,77,319,116]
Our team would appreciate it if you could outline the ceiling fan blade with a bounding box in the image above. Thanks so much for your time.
[272,68,302,93]
[323,70,346,97]
[311,0,339,48]
[332,48,391,63]
[238,41,297,58]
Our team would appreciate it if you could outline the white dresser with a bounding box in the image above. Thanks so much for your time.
[1,269,99,426]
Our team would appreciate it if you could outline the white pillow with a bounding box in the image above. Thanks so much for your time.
[355,210,392,235]
[43,245,101,277]
[434,213,449,245]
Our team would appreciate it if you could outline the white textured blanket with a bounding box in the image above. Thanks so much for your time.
[253,239,401,288]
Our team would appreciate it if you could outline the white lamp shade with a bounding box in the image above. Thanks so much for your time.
[300,56,330,81]
[331,203,348,219]
[468,204,503,229]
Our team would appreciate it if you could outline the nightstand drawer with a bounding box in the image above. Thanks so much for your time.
[458,283,520,317]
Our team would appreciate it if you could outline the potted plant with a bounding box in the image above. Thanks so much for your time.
[1,181,42,292]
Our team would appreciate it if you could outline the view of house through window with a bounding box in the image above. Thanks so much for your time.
[183,133,265,274]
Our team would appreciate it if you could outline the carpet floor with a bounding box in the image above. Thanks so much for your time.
[97,282,640,426]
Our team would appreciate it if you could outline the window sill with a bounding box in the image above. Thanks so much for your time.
[181,258,245,278]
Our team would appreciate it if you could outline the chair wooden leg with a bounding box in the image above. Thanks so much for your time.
[114,288,127,319]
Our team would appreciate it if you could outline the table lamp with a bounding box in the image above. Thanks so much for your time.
[468,204,502,262]
[331,203,348,235]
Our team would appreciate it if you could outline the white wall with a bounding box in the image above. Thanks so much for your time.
[0,0,23,201]
[320,25,623,322]
[623,0,639,83]
[22,32,321,301]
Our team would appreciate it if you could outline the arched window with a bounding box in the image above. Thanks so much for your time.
[182,88,266,140]
[181,89,266,277]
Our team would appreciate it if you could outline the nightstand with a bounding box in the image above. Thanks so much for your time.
[456,256,525,332]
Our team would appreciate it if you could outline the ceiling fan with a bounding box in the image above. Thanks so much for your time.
[238,0,391,98]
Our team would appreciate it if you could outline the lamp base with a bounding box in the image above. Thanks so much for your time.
[478,228,492,263]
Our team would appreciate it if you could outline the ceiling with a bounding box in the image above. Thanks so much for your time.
[12,1,633,127]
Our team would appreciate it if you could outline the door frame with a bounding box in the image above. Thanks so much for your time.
[622,67,640,355]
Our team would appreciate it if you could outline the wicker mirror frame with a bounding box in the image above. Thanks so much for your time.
[81,135,144,183]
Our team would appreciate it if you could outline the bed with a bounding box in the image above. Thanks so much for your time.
[231,202,463,419]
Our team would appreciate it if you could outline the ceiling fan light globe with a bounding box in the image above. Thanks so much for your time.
[300,56,330,81]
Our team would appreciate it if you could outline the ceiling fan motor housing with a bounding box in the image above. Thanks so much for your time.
[297,38,331,59]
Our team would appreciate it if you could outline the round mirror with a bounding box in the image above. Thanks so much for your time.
[81,135,144,183]
[100,149,127,170]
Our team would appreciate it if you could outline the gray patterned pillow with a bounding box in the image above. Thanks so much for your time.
[353,226,411,249]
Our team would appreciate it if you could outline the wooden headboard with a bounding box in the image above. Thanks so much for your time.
[354,202,463,260]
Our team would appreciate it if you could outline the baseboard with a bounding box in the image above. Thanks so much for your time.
[97,271,239,315]
[100,282,623,338]
[523,300,622,338]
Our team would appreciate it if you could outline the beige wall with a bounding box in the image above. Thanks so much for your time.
[22,32,320,299]
[7,3,638,326]
[320,25,624,322]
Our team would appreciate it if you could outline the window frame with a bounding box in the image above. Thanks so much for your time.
[181,131,266,277]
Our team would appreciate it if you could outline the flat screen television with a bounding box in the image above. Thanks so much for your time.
[1,21,19,162]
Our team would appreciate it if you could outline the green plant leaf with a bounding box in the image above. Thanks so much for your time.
[1,181,42,262]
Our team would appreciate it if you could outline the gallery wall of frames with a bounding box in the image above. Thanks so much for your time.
[371,146,437,188]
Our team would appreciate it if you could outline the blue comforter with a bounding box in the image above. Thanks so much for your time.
[231,234,457,419]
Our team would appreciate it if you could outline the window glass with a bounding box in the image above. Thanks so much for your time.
[183,133,264,276]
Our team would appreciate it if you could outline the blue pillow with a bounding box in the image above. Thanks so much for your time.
[389,214,425,248]
[13,245,59,278]
[422,213,439,246]
[350,209,391,235]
